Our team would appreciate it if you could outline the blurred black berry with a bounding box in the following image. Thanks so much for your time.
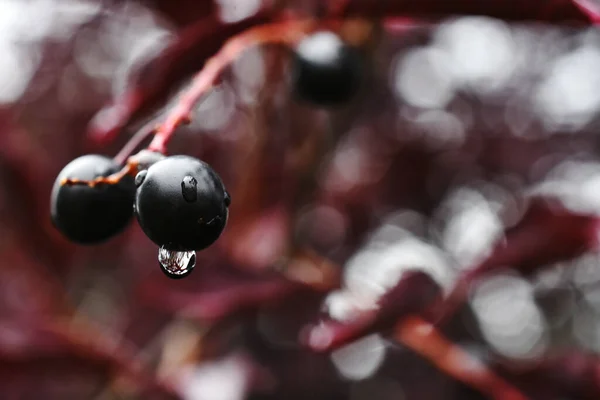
[291,30,363,106]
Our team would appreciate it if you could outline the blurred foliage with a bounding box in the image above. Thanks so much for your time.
[2,0,600,399]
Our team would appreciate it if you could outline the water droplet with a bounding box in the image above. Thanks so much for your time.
[181,175,198,202]
[224,191,231,206]
[135,170,147,187]
[158,246,196,279]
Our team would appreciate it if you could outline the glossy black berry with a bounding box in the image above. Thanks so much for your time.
[50,155,136,244]
[134,155,229,252]
[291,31,362,106]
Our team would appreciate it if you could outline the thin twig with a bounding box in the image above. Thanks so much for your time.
[113,121,157,166]
[146,18,330,154]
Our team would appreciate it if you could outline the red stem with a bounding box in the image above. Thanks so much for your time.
[146,18,325,154]
[113,121,157,165]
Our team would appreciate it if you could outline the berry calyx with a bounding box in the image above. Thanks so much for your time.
[50,155,136,244]
[291,30,363,106]
[134,155,230,252]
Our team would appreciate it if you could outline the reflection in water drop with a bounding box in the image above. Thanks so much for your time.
[135,170,147,187]
[158,246,196,279]
[181,175,198,202]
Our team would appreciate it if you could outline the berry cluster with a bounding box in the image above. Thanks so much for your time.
[50,152,230,277]
[50,30,363,279]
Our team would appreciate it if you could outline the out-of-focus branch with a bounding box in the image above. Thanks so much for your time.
[394,316,529,400]
[435,196,600,324]
[300,271,441,352]
[145,18,327,154]
[86,11,272,145]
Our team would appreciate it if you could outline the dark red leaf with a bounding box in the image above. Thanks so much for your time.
[494,351,600,400]
[0,320,179,399]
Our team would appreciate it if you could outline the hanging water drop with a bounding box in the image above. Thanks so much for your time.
[158,246,196,279]
[181,175,198,202]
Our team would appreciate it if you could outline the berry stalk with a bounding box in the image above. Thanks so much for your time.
[145,18,374,154]
[146,19,320,154]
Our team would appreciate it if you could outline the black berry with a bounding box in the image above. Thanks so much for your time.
[291,31,362,106]
[50,155,136,244]
[134,155,229,251]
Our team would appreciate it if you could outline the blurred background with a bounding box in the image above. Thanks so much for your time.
[3,0,600,399]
